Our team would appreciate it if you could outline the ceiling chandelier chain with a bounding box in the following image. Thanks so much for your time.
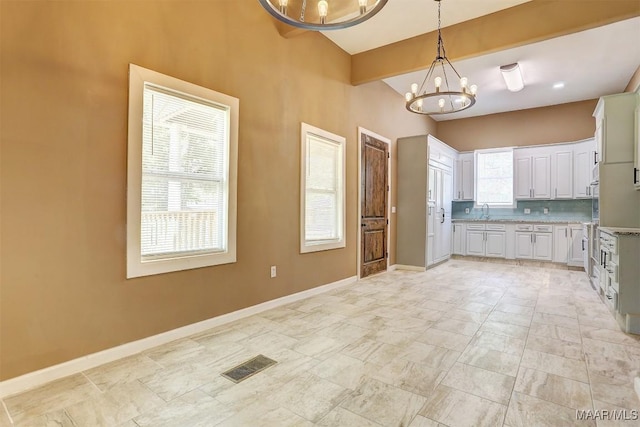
[258,0,389,31]
[405,0,477,116]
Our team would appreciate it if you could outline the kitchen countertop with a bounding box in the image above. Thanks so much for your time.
[452,218,589,224]
[599,226,640,236]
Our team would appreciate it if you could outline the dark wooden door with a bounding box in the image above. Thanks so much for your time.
[360,132,389,278]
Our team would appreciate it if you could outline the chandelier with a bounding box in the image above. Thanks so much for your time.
[257,0,388,31]
[405,0,477,115]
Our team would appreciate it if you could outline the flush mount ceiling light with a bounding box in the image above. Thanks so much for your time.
[405,0,477,116]
[500,63,525,92]
[257,0,388,31]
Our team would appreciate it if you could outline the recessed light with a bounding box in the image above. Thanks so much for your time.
[553,82,565,89]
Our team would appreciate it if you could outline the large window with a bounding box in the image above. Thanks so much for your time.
[127,64,238,278]
[300,123,345,253]
[475,148,514,207]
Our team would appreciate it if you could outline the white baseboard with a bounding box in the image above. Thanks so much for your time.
[387,264,397,271]
[0,275,357,399]
[394,264,426,272]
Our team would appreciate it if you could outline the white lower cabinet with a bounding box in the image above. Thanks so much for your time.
[514,224,553,261]
[452,223,465,255]
[464,224,505,257]
[554,224,584,266]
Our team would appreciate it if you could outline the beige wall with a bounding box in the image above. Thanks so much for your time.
[0,1,432,380]
[436,99,598,152]
[625,64,640,92]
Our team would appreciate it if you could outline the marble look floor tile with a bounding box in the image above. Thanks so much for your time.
[309,353,372,390]
[408,415,444,427]
[505,391,596,427]
[83,355,163,392]
[217,404,313,427]
[292,335,347,360]
[459,302,495,314]
[272,372,350,422]
[495,303,535,317]
[143,338,207,368]
[316,406,383,426]
[449,309,489,324]
[316,322,370,343]
[4,374,99,422]
[479,321,529,340]
[485,311,532,327]
[514,367,592,411]
[589,378,639,409]
[441,363,515,405]
[417,328,473,352]
[364,325,423,346]
[535,304,578,319]
[577,314,620,331]
[526,334,584,361]
[369,358,446,398]
[529,323,582,344]
[407,307,447,322]
[139,360,226,402]
[340,377,426,427]
[65,381,164,426]
[458,345,521,377]
[397,341,460,371]
[499,296,537,308]
[9,409,74,427]
[591,400,640,427]
[419,385,507,427]
[241,330,299,353]
[580,325,640,348]
[469,331,525,356]
[533,312,581,330]
[133,389,233,427]
[340,337,386,362]
[520,349,589,383]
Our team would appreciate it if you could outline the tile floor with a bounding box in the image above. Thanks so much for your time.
[2,259,640,426]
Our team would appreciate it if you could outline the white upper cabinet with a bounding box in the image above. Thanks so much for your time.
[551,147,573,199]
[515,147,551,199]
[594,92,637,166]
[454,152,474,201]
[573,139,596,198]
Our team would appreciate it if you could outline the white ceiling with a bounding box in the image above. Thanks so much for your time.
[321,1,640,121]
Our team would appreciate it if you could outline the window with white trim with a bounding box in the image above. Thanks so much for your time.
[300,123,346,253]
[475,148,514,207]
[127,64,238,278]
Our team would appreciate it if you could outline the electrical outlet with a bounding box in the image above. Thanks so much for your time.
[543,207,549,214]
[465,208,470,214]
[524,208,531,214]
[391,206,396,213]
[270,265,277,278]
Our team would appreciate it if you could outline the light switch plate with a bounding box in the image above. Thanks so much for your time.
[391,206,396,213]
[524,208,531,214]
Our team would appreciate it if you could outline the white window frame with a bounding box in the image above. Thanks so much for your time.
[300,123,346,253]
[127,64,238,278]
[474,147,515,208]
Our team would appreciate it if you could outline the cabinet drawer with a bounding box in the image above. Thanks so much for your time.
[534,224,553,233]
[515,224,533,231]
[466,223,486,230]
[486,224,506,231]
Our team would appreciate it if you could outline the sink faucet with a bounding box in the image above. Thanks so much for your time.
[482,203,490,219]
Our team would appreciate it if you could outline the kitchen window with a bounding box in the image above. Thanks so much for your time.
[475,148,514,208]
[127,64,238,278]
[300,123,346,253]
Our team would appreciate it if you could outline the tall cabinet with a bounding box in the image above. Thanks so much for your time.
[397,135,454,269]
[595,93,640,228]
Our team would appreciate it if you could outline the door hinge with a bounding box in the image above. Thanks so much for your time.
[386,251,389,258]
[386,219,389,225]
[387,152,390,159]
[387,185,390,191]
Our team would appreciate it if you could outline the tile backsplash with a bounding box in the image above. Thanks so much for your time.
[452,199,592,221]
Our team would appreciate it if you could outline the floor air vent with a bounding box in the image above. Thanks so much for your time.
[221,354,277,383]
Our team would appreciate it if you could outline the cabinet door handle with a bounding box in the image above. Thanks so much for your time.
[587,186,590,196]
[565,228,567,238]
[533,189,535,198]
[582,239,585,251]
[530,234,533,243]
[594,152,598,165]
[634,167,639,185]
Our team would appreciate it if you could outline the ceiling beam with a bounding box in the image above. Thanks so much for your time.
[351,0,640,86]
